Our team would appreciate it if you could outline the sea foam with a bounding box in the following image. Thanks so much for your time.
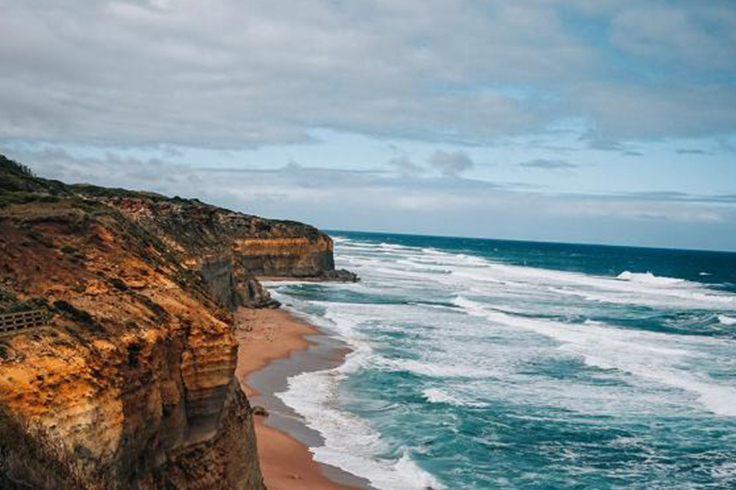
[718,315,736,326]
[452,299,736,417]
[278,353,445,490]
[616,270,684,286]
[269,234,736,489]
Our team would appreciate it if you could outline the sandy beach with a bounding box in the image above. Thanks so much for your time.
[235,308,372,490]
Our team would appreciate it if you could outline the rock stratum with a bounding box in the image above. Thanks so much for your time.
[0,155,353,490]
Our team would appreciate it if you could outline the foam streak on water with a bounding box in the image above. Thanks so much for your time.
[269,233,736,490]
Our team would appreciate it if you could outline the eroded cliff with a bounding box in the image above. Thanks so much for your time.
[102,195,355,281]
[0,155,347,489]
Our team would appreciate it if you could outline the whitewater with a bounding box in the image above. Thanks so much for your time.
[266,232,736,490]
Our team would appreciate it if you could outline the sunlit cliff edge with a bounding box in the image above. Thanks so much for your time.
[0,154,355,490]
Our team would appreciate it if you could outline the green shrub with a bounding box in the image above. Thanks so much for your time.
[0,155,34,177]
[0,191,59,208]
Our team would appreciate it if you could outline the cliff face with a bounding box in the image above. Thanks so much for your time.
[200,257,278,310]
[0,155,347,489]
[232,236,334,277]
[0,200,262,490]
[103,196,347,279]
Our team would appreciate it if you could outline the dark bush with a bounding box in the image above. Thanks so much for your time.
[0,155,34,177]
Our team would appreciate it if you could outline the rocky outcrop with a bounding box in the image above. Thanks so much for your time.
[239,277,280,309]
[149,382,263,490]
[231,236,334,277]
[201,257,247,311]
[318,269,360,282]
[200,257,279,310]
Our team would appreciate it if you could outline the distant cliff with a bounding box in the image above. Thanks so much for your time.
[104,194,357,282]
[0,154,352,490]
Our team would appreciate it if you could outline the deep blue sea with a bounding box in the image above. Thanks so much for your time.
[266,231,736,490]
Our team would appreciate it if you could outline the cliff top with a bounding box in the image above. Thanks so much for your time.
[0,153,325,243]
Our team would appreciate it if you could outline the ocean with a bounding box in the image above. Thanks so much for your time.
[265,231,736,490]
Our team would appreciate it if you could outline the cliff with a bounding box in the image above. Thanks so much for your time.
[103,196,357,282]
[0,155,350,489]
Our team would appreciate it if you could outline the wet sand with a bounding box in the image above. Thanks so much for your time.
[235,308,373,490]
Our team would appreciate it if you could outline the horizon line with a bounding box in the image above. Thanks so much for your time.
[324,228,736,256]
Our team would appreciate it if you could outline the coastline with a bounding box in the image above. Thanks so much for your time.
[234,307,373,490]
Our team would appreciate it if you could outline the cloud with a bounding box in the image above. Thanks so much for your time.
[388,154,426,177]
[517,159,579,170]
[574,82,736,141]
[616,191,736,204]
[389,149,480,178]
[427,150,475,177]
[582,135,644,156]
[6,146,735,252]
[0,0,734,150]
[388,149,476,178]
[546,197,726,224]
[609,4,736,71]
[676,148,708,155]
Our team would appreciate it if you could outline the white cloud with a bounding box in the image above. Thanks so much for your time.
[0,0,734,149]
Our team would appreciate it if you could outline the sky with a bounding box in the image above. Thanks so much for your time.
[1,0,735,251]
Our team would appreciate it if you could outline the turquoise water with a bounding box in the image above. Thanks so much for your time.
[266,232,736,490]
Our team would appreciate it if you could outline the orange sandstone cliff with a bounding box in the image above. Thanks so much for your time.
[0,155,350,489]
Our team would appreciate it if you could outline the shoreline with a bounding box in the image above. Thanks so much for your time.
[234,307,373,490]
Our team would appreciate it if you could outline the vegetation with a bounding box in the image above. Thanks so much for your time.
[0,153,163,210]
[0,155,65,197]
[0,191,60,208]
[68,183,165,201]
[0,156,34,177]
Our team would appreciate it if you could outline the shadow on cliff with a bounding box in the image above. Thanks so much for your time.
[0,405,114,490]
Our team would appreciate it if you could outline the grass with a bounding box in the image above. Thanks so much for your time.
[68,183,166,201]
[0,191,60,209]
